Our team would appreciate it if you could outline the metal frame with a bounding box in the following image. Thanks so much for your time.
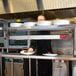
[0,25,76,76]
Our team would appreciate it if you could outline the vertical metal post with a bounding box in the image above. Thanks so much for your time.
[1,57,5,76]
[36,0,44,10]
[2,48,4,53]
[2,0,10,13]
[11,59,14,76]
[29,58,31,76]
[36,59,38,76]
[6,48,9,53]
[74,26,76,56]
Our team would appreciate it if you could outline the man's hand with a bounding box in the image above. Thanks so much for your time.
[28,48,34,52]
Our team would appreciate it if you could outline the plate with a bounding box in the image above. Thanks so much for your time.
[10,23,22,27]
[20,50,35,55]
[53,20,70,25]
[43,54,58,56]
[37,21,52,26]
[24,22,36,27]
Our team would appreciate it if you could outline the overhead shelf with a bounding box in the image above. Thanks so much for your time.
[9,35,69,40]
[8,25,73,31]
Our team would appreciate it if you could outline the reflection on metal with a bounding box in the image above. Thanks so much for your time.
[9,35,61,40]
[8,0,38,13]
[8,0,14,13]
[0,0,5,14]
[42,0,76,10]
[36,0,44,10]
[2,0,10,13]
[2,0,38,14]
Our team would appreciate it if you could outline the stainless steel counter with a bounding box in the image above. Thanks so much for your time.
[0,53,75,61]
[0,53,74,76]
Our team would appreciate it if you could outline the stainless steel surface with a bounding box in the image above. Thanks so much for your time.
[0,0,5,14]
[29,59,31,76]
[0,27,2,30]
[36,59,38,76]
[2,0,10,13]
[7,0,38,13]
[0,54,75,61]
[0,24,75,76]
[74,27,76,56]
[9,35,61,40]
[0,58,1,76]
[72,61,76,76]
[53,62,69,76]
[0,22,8,49]
[8,25,74,54]
[0,20,30,49]
[51,39,73,55]
[0,24,74,55]
[11,59,14,76]
[1,0,38,14]
[8,25,73,31]
[42,0,76,10]
[5,62,24,76]
[36,0,44,10]
[1,0,76,15]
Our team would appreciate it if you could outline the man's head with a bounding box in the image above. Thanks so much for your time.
[37,15,45,21]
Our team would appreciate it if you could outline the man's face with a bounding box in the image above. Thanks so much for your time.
[38,15,45,21]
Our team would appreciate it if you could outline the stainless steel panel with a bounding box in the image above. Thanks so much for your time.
[53,61,69,76]
[9,25,72,31]
[72,61,76,76]
[0,0,5,14]
[42,0,76,10]
[9,35,60,40]
[14,63,24,76]
[74,27,76,56]
[5,62,24,76]
[8,0,38,13]
[51,39,73,55]
[5,62,11,76]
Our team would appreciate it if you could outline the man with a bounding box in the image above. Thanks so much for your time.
[36,15,52,55]
[24,15,52,76]
[36,15,52,76]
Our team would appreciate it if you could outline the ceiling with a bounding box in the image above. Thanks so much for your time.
[0,7,76,20]
[0,0,76,20]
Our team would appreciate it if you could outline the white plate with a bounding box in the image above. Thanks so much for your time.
[37,21,52,26]
[24,22,36,27]
[43,54,58,56]
[53,20,70,25]
[10,23,22,27]
[20,50,35,55]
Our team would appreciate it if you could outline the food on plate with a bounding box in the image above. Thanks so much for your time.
[47,52,52,54]
[20,48,35,55]
[28,48,34,52]
[24,50,28,53]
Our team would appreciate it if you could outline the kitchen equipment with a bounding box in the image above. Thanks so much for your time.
[53,61,69,76]
[10,23,23,27]
[53,20,70,25]
[0,23,3,37]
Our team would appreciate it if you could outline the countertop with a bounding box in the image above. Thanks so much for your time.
[0,53,76,61]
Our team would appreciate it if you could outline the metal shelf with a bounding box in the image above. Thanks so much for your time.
[8,25,73,31]
[9,35,60,40]
[9,35,70,40]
